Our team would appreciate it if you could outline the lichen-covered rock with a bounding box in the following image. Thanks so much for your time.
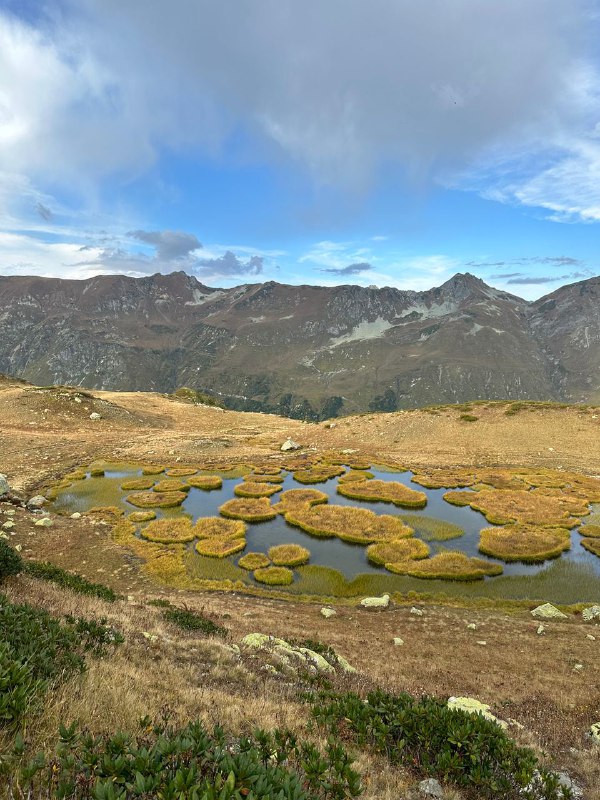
[321,607,336,618]
[447,696,507,728]
[0,474,10,496]
[419,778,443,798]
[582,605,600,621]
[27,495,47,509]
[240,633,353,675]
[281,438,300,451]
[393,637,404,646]
[590,722,600,744]
[360,593,390,609]
[34,517,53,527]
[531,603,568,620]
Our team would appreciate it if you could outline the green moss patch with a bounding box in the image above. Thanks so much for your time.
[387,552,503,581]
[367,539,430,566]
[141,518,196,544]
[187,475,223,490]
[126,491,187,508]
[234,481,282,498]
[268,543,310,567]
[195,537,246,558]
[253,566,294,585]
[120,477,155,491]
[479,525,571,563]
[219,497,277,522]
[194,517,247,539]
[128,510,157,523]
[337,479,427,509]
[153,478,191,493]
[238,552,271,570]
[286,504,413,544]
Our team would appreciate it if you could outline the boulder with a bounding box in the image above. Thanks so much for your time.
[27,495,47,509]
[582,605,600,622]
[419,778,443,798]
[34,517,53,527]
[240,633,354,675]
[320,607,336,618]
[0,474,10,496]
[280,437,300,451]
[447,696,507,728]
[531,603,568,620]
[360,593,390,609]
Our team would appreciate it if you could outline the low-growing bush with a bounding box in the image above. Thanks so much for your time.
[162,606,227,637]
[459,414,479,422]
[25,561,119,602]
[0,541,23,582]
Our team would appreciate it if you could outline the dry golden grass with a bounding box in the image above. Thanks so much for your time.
[121,477,155,490]
[194,517,247,539]
[86,505,125,518]
[444,488,585,526]
[268,543,310,567]
[581,538,600,557]
[337,479,427,509]
[253,566,294,585]
[366,538,430,566]
[244,473,285,484]
[126,490,187,508]
[219,497,277,522]
[238,552,271,570]
[141,518,196,544]
[187,475,223,490]
[195,537,247,558]
[141,465,165,475]
[153,478,191,493]
[165,467,198,477]
[579,524,600,538]
[386,551,504,581]
[478,525,571,563]
[411,469,477,489]
[234,481,282,498]
[128,510,157,523]
[338,470,375,484]
[292,465,346,484]
[285,504,413,544]
[273,488,328,515]
[252,466,282,475]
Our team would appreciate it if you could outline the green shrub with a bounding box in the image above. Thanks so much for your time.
[25,561,119,602]
[459,414,478,422]
[9,719,360,800]
[0,541,23,582]
[162,606,227,637]
[312,689,570,799]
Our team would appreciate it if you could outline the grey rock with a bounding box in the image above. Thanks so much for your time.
[590,721,600,744]
[418,777,443,798]
[34,517,53,527]
[0,474,10,496]
[582,604,600,621]
[531,603,568,620]
[27,495,47,509]
[393,637,404,646]
[360,593,390,609]
[89,412,102,421]
[410,607,424,616]
[280,437,300,451]
[320,607,336,618]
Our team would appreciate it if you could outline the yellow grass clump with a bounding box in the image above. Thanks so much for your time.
[338,470,375,484]
[285,504,413,544]
[165,467,198,477]
[187,475,223,490]
[386,552,504,581]
[253,566,294,585]
[128,510,157,523]
[219,497,277,522]
[273,488,328,515]
[367,538,430,566]
[252,466,282,475]
[579,524,600,538]
[89,467,105,477]
[293,465,346,484]
[337,479,427,509]
[444,488,586,527]
[268,543,310,567]
[238,552,271,570]
[121,477,155,491]
[244,473,285,484]
[126,491,187,508]
[234,481,281,498]
[141,518,196,544]
[85,505,125,519]
[195,537,246,558]
[411,469,477,489]
[141,465,165,475]
[194,517,246,539]
[153,478,191,493]
[581,538,600,557]
[478,525,571,563]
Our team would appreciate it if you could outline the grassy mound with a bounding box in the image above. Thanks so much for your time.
[238,552,271,570]
[195,537,246,558]
[286,504,413,544]
[165,468,198,477]
[252,466,282,475]
[293,465,346,484]
[443,488,586,526]
[411,469,477,489]
[400,515,465,541]
[141,518,196,544]
[141,465,165,475]
[366,538,430,566]
[268,543,310,567]
[338,470,375,484]
[581,537,600,557]
[127,510,157,522]
[194,517,247,539]
[245,473,285,484]
[479,525,571,563]
[121,477,155,490]
[579,523,600,538]
[219,497,277,522]
[86,505,125,520]
[386,552,504,581]
[337,479,427,509]
[234,481,282,498]
[273,488,329,514]
[253,566,294,585]
[187,475,223,490]
[153,478,191,493]
[126,490,187,508]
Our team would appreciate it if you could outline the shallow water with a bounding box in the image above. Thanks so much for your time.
[52,464,600,602]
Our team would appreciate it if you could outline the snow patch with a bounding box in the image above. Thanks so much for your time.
[329,317,394,346]
[466,323,507,336]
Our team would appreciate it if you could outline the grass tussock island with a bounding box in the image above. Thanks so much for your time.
[234,481,282,498]
[141,518,196,544]
[386,551,504,581]
[126,490,187,508]
[219,497,277,522]
[165,467,198,477]
[85,505,124,519]
[187,475,223,490]
[127,510,156,522]
[478,525,572,563]
[338,469,375,484]
[253,565,294,585]
[366,538,430,567]
[578,523,600,538]
[268,543,311,567]
[152,478,191,493]
[194,517,247,539]
[292,465,346,484]
[285,504,414,544]
[237,551,271,570]
[141,465,165,475]
[244,472,285,484]
[273,488,329,514]
[120,476,155,490]
[443,488,587,527]
[337,479,427,509]
[195,536,247,558]
[581,537,600,557]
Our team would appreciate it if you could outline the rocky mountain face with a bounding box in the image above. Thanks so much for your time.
[0,270,598,418]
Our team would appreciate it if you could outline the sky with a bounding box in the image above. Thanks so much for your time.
[1,1,600,300]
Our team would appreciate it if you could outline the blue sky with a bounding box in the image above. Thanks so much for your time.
[1,1,599,299]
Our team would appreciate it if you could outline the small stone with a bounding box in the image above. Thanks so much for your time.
[476,640,487,646]
[2,520,14,530]
[4,510,15,516]
[27,495,47,509]
[466,623,477,630]
[34,517,53,527]
[410,607,424,616]
[531,603,568,620]
[0,474,10,496]
[586,634,595,640]
[590,721,600,744]
[448,696,507,727]
[537,625,545,635]
[127,595,135,602]
[573,663,583,671]
[582,605,600,622]
[360,594,390,609]
[89,412,102,420]
[14,544,22,552]
[281,437,301,451]
[418,777,443,798]
[393,637,404,646]
[70,512,82,519]
[321,607,336,618]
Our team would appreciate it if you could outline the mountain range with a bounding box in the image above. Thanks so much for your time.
[0,270,598,418]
